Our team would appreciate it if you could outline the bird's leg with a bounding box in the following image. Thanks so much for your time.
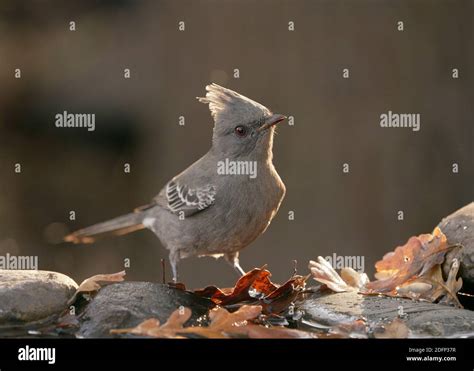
[224,252,246,276]
[169,250,180,283]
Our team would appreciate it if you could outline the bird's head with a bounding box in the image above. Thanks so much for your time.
[197,83,286,159]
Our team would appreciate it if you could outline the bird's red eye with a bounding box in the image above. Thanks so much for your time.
[234,125,247,137]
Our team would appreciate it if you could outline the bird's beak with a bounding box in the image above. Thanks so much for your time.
[257,114,287,132]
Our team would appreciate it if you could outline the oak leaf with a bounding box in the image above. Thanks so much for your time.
[309,257,368,292]
[111,305,314,338]
[374,318,410,339]
[365,227,449,293]
[194,266,307,314]
[68,270,126,304]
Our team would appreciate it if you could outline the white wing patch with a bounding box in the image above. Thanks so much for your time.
[142,217,156,228]
[166,181,216,216]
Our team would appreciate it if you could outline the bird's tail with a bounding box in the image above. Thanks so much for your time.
[64,212,146,244]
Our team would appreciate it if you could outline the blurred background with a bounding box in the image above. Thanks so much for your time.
[0,0,472,288]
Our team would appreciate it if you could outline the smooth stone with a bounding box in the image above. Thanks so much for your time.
[439,202,474,292]
[298,291,474,338]
[0,270,78,324]
[78,282,213,338]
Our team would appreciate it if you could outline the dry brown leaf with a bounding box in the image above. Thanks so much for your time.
[77,270,126,293]
[194,266,307,314]
[111,307,192,338]
[366,227,449,293]
[396,259,463,306]
[309,257,368,292]
[396,280,433,297]
[199,305,264,338]
[363,228,461,305]
[340,267,370,289]
[190,304,316,338]
[194,267,276,305]
[260,274,309,314]
[309,257,351,292]
[441,258,463,305]
[374,318,410,339]
[111,305,260,339]
[111,305,314,339]
[68,270,126,304]
[330,319,369,339]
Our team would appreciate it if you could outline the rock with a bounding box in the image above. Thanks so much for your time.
[0,270,78,324]
[438,202,474,292]
[297,291,474,338]
[78,282,213,338]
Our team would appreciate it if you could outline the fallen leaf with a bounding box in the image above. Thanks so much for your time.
[331,319,369,339]
[194,267,277,305]
[68,270,126,304]
[194,266,307,314]
[301,317,369,338]
[340,267,370,289]
[260,274,309,314]
[111,305,315,339]
[309,257,368,292]
[77,270,126,293]
[396,280,433,297]
[366,227,449,293]
[196,305,315,338]
[363,228,461,305]
[198,305,264,338]
[374,318,410,339]
[396,259,463,307]
[309,257,351,292]
[440,258,463,305]
[111,307,192,338]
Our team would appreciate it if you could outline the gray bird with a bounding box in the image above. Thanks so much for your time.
[65,83,286,282]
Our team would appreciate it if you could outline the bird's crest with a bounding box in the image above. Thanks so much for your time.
[197,83,270,126]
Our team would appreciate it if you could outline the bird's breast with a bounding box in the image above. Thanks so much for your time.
[210,164,285,249]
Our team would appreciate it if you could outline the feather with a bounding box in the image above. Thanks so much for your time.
[197,83,270,126]
[165,180,216,216]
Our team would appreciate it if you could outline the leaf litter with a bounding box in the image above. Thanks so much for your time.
[309,227,463,307]
[64,226,466,339]
[111,305,315,339]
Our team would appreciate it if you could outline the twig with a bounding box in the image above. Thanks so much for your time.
[161,258,166,284]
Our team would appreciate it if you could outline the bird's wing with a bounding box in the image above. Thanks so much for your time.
[164,180,216,216]
[136,180,216,217]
